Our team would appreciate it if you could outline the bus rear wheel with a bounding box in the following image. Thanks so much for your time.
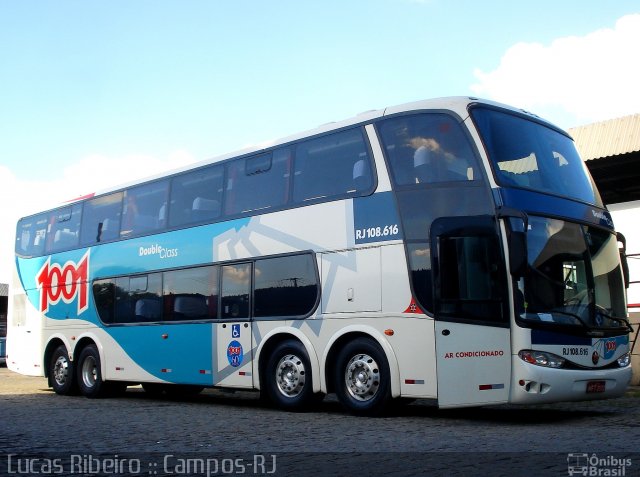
[77,344,109,398]
[334,337,391,416]
[49,345,78,395]
[264,340,318,411]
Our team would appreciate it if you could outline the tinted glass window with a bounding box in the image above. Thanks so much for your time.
[120,181,169,238]
[588,227,626,320]
[93,279,116,323]
[169,165,224,228]
[379,113,480,186]
[471,107,602,206]
[163,266,219,321]
[95,274,163,324]
[254,254,318,317]
[397,188,493,241]
[80,192,123,245]
[130,274,163,322]
[225,149,291,215]
[221,263,251,319]
[47,204,82,253]
[16,213,49,257]
[437,234,506,323]
[518,217,627,331]
[378,113,492,315]
[293,128,373,203]
[407,243,433,313]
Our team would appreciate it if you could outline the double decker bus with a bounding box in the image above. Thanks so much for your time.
[8,97,632,415]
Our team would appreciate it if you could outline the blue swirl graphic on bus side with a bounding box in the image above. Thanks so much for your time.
[18,218,250,319]
[16,218,250,383]
[106,323,215,384]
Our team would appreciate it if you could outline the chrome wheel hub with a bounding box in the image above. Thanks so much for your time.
[345,353,380,402]
[53,356,69,386]
[275,354,306,398]
[81,355,98,389]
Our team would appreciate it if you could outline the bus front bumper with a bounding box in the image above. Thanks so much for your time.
[509,358,633,404]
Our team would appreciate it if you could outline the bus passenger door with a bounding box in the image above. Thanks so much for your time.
[431,216,511,408]
[213,263,253,388]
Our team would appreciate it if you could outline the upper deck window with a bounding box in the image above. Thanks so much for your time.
[169,165,224,228]
[16,126,376,257]
[16,213,49,257]
[80,192,123,245]
[471,107,603,207]
[378,113,481,187]
[293,128,374,203]
[225,149,291,216]
[46,204,82,253]
[120,181,169,239]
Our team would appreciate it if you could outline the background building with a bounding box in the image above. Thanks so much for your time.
[570,114,640,383]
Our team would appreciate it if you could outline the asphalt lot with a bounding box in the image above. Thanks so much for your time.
[1,366,639,476]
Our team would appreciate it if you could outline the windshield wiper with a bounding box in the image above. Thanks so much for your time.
[548,309,594,332]
[594,307,634,332]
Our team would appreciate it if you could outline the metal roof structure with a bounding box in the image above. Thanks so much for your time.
[569,114,640,205]
[570,114,640,161]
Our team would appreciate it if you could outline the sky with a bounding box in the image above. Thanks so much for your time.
[1,1,639,284]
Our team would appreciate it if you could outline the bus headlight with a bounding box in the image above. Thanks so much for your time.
[518,350,565,368]
[616,353,631,367]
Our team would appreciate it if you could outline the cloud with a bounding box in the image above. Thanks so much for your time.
[0,151,197,284]
[61,150,197,198]
[471,14,640,126]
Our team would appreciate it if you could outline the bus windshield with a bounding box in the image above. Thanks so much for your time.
[471,107,603,207]
[517,216,628,332]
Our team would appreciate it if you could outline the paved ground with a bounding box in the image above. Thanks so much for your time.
[1,366,639,476]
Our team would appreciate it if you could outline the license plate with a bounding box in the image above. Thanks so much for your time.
[586,381,606,393]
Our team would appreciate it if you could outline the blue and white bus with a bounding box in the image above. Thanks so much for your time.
[8,97,633,415]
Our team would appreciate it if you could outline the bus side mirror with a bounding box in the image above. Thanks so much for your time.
[508,230,527,278]
[617,232,630,289]
[498,209,528,279]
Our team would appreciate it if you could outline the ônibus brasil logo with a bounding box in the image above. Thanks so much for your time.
[36,251,90,315]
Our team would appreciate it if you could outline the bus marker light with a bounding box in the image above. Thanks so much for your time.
[384,329,394,336]
[161,334,168,339]
[161,368,172,373]
[404,379,424,385]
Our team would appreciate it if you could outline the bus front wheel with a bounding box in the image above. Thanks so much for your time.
[264,340,318,411]
[49,345,78,395]
[334,337,391,416]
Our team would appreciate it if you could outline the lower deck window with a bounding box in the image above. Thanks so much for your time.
[93,253,319,324]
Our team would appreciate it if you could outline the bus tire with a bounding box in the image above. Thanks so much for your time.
[76,344,109,399]
[264,339,317,411]
[334,337,391,416]
[49,345,78,395]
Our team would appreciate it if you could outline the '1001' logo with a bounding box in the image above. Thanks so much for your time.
[36,252,90,315]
